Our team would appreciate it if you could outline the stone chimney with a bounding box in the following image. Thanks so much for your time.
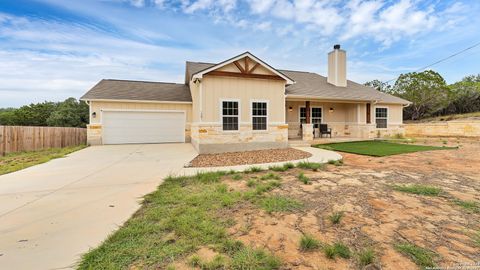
[327,44,347,87]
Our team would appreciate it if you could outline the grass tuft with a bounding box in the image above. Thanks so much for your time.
[260,195,303,214]
[296,161,324,171]
[245,166,263,173]
[357,248,375,266]
[299,234,321,251]
[329,211,344,225]
[260,173,281,181]
[327,159,344,166]
[392,184,442,196]
[283,162,295,169]
[323,242,351,259]
[231,247,281,270]
[246,179,257,187]
[232,174,243,181]
[297,172,311,184]
[268,165,288,172]
[454,199,480,213]
[394,242,436,268]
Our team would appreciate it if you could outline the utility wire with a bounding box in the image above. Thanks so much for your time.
[383,41,480,84]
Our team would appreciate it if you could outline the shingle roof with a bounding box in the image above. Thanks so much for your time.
[185,62,410,104]
[281,70,409,104]
[80,79,192,102]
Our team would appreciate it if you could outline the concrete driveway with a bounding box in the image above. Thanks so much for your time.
[0,143,197,270]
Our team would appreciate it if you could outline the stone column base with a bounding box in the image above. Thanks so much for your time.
[302,124,314,141]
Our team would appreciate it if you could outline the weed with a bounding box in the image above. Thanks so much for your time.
[232,174,243,181]
[255,181,281,195]
[246,166,263,173]
[392,184,442,196]
[357,248,375,266]
[246,179,257,187]
[454,199,480,213]
[231,247,281,270]
[283,162,295,169]
[323,242,351,259]
[473,231,480,247]
[260,173,281,180]
[189,255,202,267]
[297,172,311,184]
[299,234,321,251]
[195,171,226,184]
[260,195,303,213]
[329,211,344,225]
[268,165,288,172]
[221,239,245,256]
[394,242,436,268]
[297,161,324,171]
[327,159,344,166]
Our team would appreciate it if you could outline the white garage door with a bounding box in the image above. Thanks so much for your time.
[102,110,185,144]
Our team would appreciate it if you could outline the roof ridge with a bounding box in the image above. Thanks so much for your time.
[104,79,186,85]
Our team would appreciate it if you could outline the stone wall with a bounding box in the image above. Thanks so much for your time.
[404,120,480,137]
[191,123,289,154]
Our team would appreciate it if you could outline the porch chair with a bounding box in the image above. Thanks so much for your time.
[319,124,332,138]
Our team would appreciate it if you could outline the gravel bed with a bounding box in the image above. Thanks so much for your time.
[187,148,312,168]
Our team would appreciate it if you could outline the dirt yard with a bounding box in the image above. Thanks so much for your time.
[223,138,480,269]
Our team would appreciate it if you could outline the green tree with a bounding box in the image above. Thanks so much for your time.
[364,79,393,93]
[12,101,58,126]
[443,74,480,114]
[46,98,89,127]
[393,70,449,120]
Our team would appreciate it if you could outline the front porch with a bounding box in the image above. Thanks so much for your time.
[285,99,378,142]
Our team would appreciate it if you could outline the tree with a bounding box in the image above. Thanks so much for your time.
[12,102,58,126]
[46,98,89,127]
[443,75,480,115]
[364,79,393,93]
[393,70,449,120]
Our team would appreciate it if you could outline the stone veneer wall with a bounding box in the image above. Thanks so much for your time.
[290,123,405,140]
[191,123,289,154]
[404,121,480,137]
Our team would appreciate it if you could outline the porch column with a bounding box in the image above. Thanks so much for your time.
[305,101,311,124]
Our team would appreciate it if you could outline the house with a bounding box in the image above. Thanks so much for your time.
[81,45,410,154]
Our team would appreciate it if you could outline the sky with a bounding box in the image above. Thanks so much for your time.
[0,0,479,107]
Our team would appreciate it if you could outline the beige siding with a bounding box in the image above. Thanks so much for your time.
[190,83,200,122]
[374,104,403,124]
[286,101,356,123]
[90,101,193,124]
[201,76,285,123]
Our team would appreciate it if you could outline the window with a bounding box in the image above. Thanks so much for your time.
[222,101,239,131]
[299,107,306,124]
[311,107,322,126]
[375,107,388,128]
[252,101,267,130]
[299,107,322,125]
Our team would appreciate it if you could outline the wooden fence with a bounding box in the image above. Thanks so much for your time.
[0,126,87,155]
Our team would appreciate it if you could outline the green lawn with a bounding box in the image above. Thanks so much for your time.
[314,141,454,157]
[0,145,87,175]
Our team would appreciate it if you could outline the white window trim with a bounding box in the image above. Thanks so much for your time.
[298,106,323,124]
[219,98,241,132]
[375,106,388,129]
[250,99,269,132]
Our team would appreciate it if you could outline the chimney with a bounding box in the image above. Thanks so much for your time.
[327,44,347,87]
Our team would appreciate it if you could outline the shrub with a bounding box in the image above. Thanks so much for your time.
[297,161,324,171]
[392,184,442,196]
[329,211,344,225]
[297,172,310,184]
[394,242,437,268]
[299,234,321,251]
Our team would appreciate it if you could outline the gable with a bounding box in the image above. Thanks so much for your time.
[191,52,294,84]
